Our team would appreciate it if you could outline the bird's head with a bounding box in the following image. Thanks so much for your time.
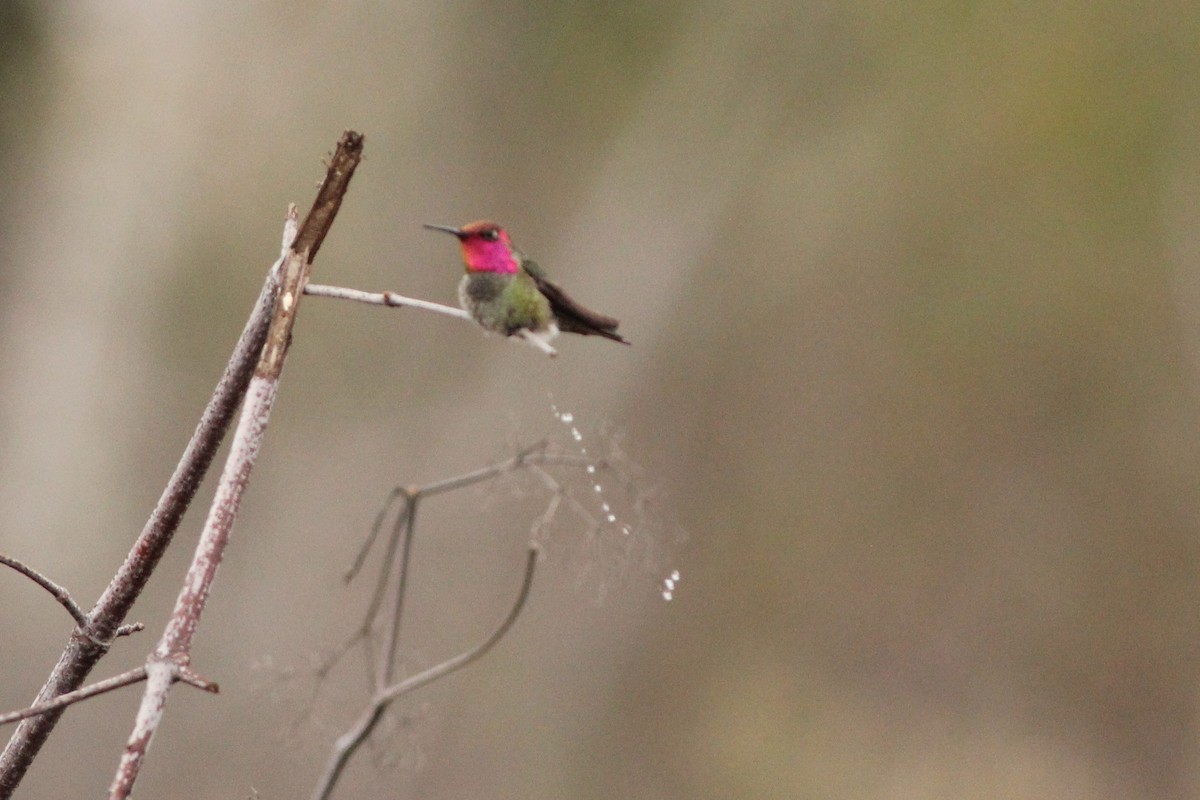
[424,220,519,274]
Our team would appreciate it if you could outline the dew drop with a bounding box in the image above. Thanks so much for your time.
[660,569,681,602]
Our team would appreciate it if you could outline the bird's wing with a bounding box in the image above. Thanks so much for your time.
[522,259,626,339]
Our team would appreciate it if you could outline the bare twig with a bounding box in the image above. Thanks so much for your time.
[0,554,90,630]
[414,441,555,497]
[0,670,149,727]
[304,283,470,320]
[327,442,559,670]
[518,329,558,357]
[309,546,539,800]
[375,545,539,704]
[107,131,365,800]
[377,490,418,689]
[307,443,619,800]
[303,283,558,357]
[344,487,406,585]
[0,555,144,643]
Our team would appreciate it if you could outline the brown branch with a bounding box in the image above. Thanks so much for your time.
[290,134,363,260]
[0,669,149,727]
[259,132,364,377]
[0,554,90,630]
[0,210,286,799]
[108,131,364,800]
[0,555,144,642]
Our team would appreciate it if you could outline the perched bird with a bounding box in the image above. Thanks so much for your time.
[425,220,629,351]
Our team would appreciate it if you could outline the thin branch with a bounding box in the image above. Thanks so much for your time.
[108,131,365,800]
[315,444,588,686]
[318,444,571,682]
[0,555,88,630]
[307,441,629,800]
[416,441,550,498]
[375,544,539,704]
[0,659,209,731]
[304,283,470,320]
[309,545,539,800]
[303,283,557,357]
[519,329,558,358]
[0,670,148,727]
[314,491,413,681]
[0,670,146,727]
[356,492,412,640]
[0,555,145,644]
[379,494,418,688]
[343,487,406,584]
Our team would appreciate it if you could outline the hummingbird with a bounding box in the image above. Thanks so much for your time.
[424,220,629,350]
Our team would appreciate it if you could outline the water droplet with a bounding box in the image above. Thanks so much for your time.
[660,569,681,601]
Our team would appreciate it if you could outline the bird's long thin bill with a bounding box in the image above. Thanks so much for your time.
[423,223,464,237]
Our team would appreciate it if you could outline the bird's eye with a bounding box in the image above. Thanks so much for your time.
[481,228,499,241]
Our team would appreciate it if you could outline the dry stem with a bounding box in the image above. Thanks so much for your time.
[107,131,365,800]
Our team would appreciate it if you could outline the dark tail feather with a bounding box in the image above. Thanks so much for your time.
[556,314,631,344]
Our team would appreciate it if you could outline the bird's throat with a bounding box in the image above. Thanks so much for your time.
[462,241,520,274]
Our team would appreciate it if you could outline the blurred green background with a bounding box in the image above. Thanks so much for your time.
[4,2,1200,798]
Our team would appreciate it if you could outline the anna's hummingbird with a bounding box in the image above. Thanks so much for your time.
[425,220,629,347]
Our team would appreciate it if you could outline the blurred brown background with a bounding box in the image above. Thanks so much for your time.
[4,2,1200,798]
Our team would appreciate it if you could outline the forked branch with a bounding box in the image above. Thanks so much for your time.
[107,131,365,800]
[0,168,290,796]
[310,546,539,800]
[0,555,142,640]
[308,442,624,800]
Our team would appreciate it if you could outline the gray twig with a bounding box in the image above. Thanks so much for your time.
[309,442,615,800]
[309,546,539,800]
